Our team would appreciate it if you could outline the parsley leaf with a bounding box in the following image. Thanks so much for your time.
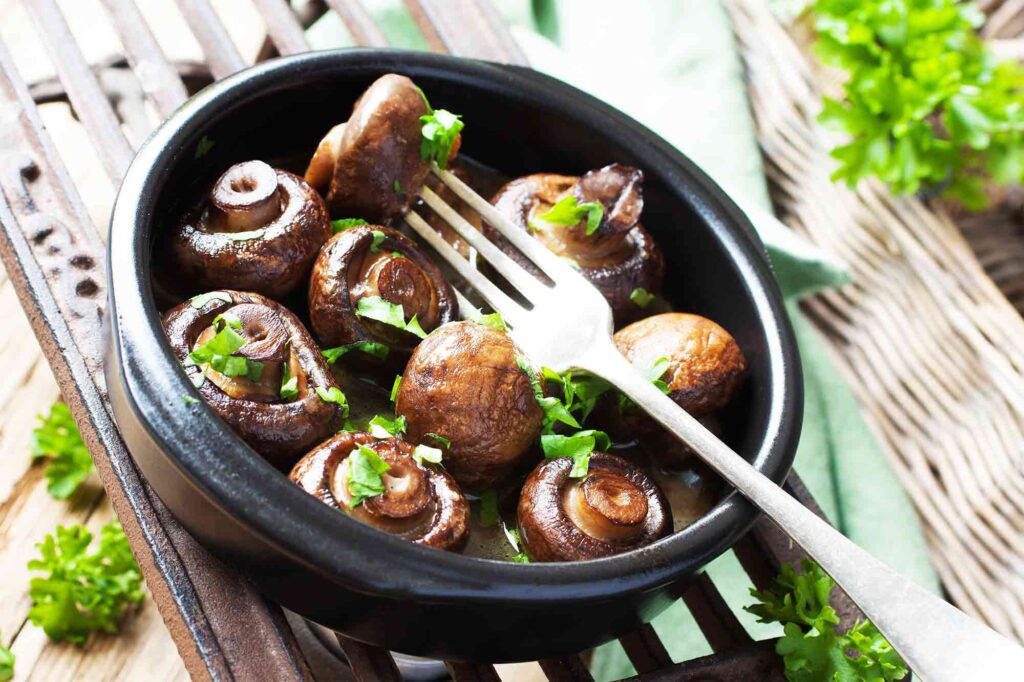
[540,429,611,478]
[331,218,368,234]
[531,196,604,235]
[393,179,403,194]
[27,522,144,644]
[356,296,428,339]
[0,635,11,681]
[479,489,500,527]
[629,287,655,308]
[466,306,508,331]
[280,363,298,401]
[183,395,199,405]
[420,108,464,170]
[746,559,908,682]
[194,135,215,159]
[425,432,451,448]
[370,230,386,253]
[188,314,264,381]
[315,386,349,419]
[503,526,530,563]
[516,356,580,433]
[390,375,402,403]
[32,403,93,500]
[368,414,407,438]
[343,445,390,508]
[189,291,232,309]
[322,341,390,363]
[813,0,1024,209]
[412,444,443,466]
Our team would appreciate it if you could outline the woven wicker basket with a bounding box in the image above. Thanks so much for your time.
[727,0,1024,642]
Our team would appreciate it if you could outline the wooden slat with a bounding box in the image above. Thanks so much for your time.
[334,636,401,681]
[324,0,389,47]
[22,0,134,182]
[620,641,785,682]
[538,656,594,682]
[251,0,311,55]
[617,624,673,674]
[99,0,189,117]
[680,573,751,652]
[173,0,247,79]
[404,0,528,64]
[446,661,502,681]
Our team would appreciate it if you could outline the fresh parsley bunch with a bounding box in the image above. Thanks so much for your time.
[746,559,908,682]
[28,522,145,644]
[32,402,93,499]
[814,0,1024,209]
[0,634,12,682]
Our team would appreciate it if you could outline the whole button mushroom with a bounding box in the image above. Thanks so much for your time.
[517,452,671,562]
[395,321,543,493]
[290,432,469,551]
[164,290,345,470]
[308,225,458,356]
[488,164,664,324]
[162,161,331,300]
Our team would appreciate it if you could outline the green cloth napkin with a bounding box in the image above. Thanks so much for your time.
[307,1,939,676]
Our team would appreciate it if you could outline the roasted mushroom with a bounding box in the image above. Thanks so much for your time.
[308,224,458,354]
[517,452,670,562]
[162,161,331,300]
[610,312,747,465]
[290,431,469,551]
[488,164,664,323]
[396,321,543,493]
[305,74,445,223]
[165,290,346,469]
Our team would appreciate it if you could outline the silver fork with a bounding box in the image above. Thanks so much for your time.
[405,165,1024,680]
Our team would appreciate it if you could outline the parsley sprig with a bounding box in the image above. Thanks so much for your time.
[32,403,93,500]
[419,94,464,170]
[814,0,1024,209]
[188,313,264,382]
[746,559,908,682]
[531,196,604,235]
[356,296,427,339]
[343,445,391,508]
[28,522,144,644]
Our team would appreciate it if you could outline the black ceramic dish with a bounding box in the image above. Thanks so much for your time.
[106,49,802,662]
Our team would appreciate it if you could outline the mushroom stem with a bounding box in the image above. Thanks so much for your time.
[210,160,282,232]
[564,472,648,543]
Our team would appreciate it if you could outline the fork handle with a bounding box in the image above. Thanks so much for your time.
[585,340,1024,680]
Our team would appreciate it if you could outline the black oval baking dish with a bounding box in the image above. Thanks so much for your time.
[106,49,802,663]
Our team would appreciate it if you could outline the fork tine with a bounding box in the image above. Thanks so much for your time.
[420,185,549,301]
[404,210,527,326]
[430,165,580,281]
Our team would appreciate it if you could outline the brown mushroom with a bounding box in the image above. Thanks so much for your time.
[164,290,346,469]
[305,74,435,223]
[395,321,543,493]
[161,161,331,300]
[308,225,458,355]
[517,452,670,562]
[487,164,664,323]
[290,431,469,551]
[609,313,747,466]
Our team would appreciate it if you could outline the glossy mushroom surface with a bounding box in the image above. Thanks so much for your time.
[162,161,331,300]
[290,431,469,551]
[308,224,458,354]
[305,74,431,222]
[488,164,664,323]
[517,452,670,562]
[164,290,345,469]
[396,321,543,493]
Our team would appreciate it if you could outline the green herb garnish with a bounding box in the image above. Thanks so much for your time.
[31,403,93,500]
[367,414,407,438]
[280,364,298,401]
[0,633,12,681]
[322,341,390,364]
[27,522,144,644]
[516,356,580,434]
[531,196,604,235]
[503,526,529,563]
[188,314,263,382]
[331,218,368,234]
[746,559,908,682]
[813,0,1024,209]
[194,135,215,159]
[629,287,654,308]
[425,432,451,448]
[393,179,403,194]
[479,489,500,526]
[412,444,443,466]
[466,306,508,331]
[420,108,464,170]
[370,230,386,253]
[315,386,349,418]
[389,375,402,403]
[183,395,199,405]
[189,291,232,309]
[540,429,611,478]
[356,296,428,339]
[343,445,390,508]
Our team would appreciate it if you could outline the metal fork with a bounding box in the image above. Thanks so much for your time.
[405,164,1024,680]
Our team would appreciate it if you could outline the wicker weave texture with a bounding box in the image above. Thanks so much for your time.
[727,0,1024,642]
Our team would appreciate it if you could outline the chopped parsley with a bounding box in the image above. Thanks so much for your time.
[189,291,232,309]
[27,522,144,644]
[182,395,199,405]
[356,296,427,339]
[188,314,264,382]
[367,414,407,438]
[516,356,579,434]
[466,306,508,331]
[194,135,215,159]
[331,218,368,234]
[531,196,604,235]
[393,179,403,194]
[540,429,610,478]
[280,364,298,401]
[322,341,390,364]
[343,445,390,508]
[479,489,500,526]
[370,230,386,253]
[629,287,655,308]
[425,432,451,448]
[31,403,93,500]
[503,526,529,563]
[315,386,349,419]
[412,444,443,466]
[420,108,464,170]
[389,375,402,403]
[0,634,11,681]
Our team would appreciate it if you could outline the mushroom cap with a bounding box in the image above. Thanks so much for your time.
[323,74,430,222]
[614,313,746,416]
[517,452,671,562]
[164,290,345,469]
[289,431,469,551]
[162,164,331,300]
[308,224,458,353]
[396,321,543,493]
